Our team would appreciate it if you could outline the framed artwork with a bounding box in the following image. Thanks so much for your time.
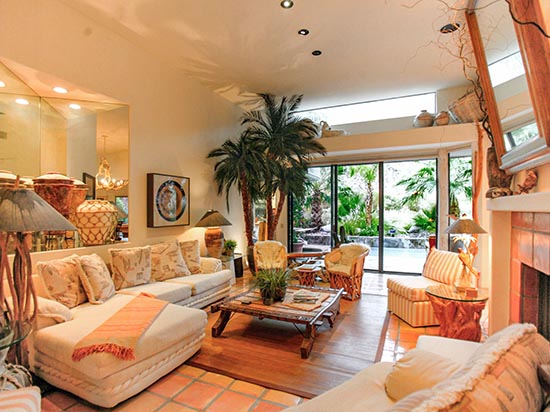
[147,173,190,227]
[82,172,96,199]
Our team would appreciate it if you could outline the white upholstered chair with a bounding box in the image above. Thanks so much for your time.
[253,240,288,271]
[324,243,370,300]
[387,247,464,327]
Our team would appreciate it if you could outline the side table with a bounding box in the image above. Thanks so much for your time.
[295,263,323,286]
[425,284,488,342]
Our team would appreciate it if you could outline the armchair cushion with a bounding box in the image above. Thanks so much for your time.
[254,240,287,270]
[339,243,370,266]
[422,248,463,285]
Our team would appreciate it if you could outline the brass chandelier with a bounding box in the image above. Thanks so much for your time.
[96,135,128,191]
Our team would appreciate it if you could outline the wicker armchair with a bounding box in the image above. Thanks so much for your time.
[253,240,288,271]
[324,243,370,300]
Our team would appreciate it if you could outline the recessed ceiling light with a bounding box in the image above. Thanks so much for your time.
[53,86,68,94]
[440,22,460,34]
[298,29,309,36]
[312,50,322,56]
[280,0,294,9]
[0,81,5,88]
[15,98,29,105]
[69,103,81,110]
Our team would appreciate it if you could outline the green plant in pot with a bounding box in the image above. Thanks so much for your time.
[254,268,291,305]
[222,239,237,257]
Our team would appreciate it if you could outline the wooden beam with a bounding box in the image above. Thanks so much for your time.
[465,11,506,162]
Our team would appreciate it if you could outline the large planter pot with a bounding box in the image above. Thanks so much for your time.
[68,178,88,223]
[74,200,118,246]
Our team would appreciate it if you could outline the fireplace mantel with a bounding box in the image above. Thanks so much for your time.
[487,192,550,212]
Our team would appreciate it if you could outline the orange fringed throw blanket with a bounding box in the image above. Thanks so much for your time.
[72,294,168,362]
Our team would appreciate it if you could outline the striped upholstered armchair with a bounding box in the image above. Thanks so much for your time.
[387,247,464,327]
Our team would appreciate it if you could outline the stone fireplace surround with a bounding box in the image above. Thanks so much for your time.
[509,212,550,329]
[487,193,550,333]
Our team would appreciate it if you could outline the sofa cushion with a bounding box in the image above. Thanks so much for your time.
[35,296,73,323]
[385,349,461,401]
[166,271,233,295]
[151,240,190,281]
[78,254,116,304]
[109,246,152,290]
[411,324,550,412]
[422,248,463,285]
[387,276,442,302]
[37,255,88,308]
[32,294,207,380]
[179,240,201,274]
[116,281,193,304]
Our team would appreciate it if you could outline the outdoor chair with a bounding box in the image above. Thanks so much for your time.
[324,243,370,300]
[253,240,287,271]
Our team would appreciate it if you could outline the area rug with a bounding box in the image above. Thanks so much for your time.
[189,293,389,398]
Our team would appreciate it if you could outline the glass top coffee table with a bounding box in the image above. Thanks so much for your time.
[211,285,343,358]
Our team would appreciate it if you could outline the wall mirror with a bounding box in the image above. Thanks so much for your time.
[0,59,129,252]
[476,0,550,173]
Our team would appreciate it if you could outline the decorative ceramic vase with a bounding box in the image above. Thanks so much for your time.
[413,110,434,127]
[434,111,450,126]
[74,200,118,246]
[33,172,74,218]
[0,170,17,188]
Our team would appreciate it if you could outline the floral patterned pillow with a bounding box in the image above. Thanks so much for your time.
[36,255,88,308]
[78,254,116,304]
[179,240,202,274]
[151,240,191,280]
[109,246,152,290]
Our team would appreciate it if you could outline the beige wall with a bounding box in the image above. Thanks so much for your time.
[0,0,245,265]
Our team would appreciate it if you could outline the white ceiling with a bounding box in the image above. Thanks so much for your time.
[59,0,518,111]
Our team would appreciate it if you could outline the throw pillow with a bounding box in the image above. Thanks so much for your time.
[109,246,152,290]
[179,240,201,274]
[36,255,88,308]
[78,254,116,304]
[385,349,462,401]
[35,296,73,323]
[151,240,191,280]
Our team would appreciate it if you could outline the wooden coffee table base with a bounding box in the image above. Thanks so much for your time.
[427,295,487,342]
[211,286,343,358]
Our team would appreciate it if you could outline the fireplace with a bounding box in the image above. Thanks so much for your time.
[509,212,550,338]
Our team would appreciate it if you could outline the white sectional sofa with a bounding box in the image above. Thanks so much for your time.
[27,239,233,408]
[284,324,550,412]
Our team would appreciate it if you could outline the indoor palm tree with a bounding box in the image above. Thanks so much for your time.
[207,131,266,251]
[242,94,326,239]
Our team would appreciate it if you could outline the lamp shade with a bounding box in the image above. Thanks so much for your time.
[445,217,486,235]
[0,188,77,232]
[195,210,232,228]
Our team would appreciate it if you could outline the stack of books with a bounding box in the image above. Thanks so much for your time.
[293,290,320,303]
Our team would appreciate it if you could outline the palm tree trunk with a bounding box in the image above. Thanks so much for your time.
[240,175,255,248]
[268,191,286,240]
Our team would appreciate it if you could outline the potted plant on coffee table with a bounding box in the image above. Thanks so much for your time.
[254,268,291,305]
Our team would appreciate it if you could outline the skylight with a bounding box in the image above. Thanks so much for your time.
[298,93,436,126]
[488,52,525,87]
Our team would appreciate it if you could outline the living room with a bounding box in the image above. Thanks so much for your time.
[0,0,549,411]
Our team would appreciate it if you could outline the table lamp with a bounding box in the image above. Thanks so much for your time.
[0,183,76,380]
[445,216,487,292]
[195,210,232,258]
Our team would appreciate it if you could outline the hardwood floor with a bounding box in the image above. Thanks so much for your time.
[188,276,389,398]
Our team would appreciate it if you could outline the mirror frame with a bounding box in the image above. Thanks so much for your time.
[497,0,550,172]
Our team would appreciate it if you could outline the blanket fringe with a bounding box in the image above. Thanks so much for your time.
[72,343,135,362]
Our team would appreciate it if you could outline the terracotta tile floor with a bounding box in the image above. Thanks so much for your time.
[41,272,440,411]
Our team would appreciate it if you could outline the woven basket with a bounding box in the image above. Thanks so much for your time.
[448,92,485,123]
